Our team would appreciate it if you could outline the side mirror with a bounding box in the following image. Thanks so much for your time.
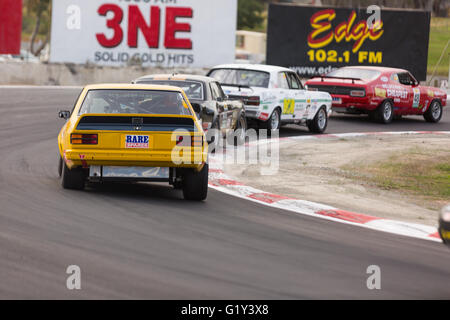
[190,103,202,114]
[58,110,71,120]
[216,96,224,102]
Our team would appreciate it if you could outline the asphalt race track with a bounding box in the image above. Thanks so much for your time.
[0,87,449,299]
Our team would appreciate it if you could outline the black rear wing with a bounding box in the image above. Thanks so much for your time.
[315,76,362,84]
[76,115,197,132]
[220,83,252,91]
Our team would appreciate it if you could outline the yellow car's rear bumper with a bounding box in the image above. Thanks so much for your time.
[63,148,207,169]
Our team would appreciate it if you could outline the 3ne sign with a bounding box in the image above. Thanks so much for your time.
[95,5,193,49]
[50,0,237,68]
[0,0,22,55]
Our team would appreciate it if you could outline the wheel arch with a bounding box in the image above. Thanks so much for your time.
[273,105,282,115]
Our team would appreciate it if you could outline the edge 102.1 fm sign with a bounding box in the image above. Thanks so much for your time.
[267,4,431,81]
[50,0,237,68]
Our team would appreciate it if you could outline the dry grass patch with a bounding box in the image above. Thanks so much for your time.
[342,147,450,208]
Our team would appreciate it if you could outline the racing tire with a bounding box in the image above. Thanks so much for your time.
[58,156,63,177]
[307,107,328,134]
[376,100,394,124]
[207,119,220,154]
[229,114,248,146]
[439,227,450,245]
[423,100,443,123]
[260,108,281,136]
[182,163,208,201]
[61,161,85,190]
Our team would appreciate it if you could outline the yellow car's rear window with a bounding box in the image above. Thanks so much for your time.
[79,89,192,116]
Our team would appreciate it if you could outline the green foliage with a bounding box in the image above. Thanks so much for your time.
[22,0,51,38]
[237,0,267,31]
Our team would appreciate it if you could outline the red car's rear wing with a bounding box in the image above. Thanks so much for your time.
[317,76,362,84]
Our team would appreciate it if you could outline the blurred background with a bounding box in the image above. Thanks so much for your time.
[1,0,448,86]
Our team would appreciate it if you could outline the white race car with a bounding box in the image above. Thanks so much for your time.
[207,64,332,133]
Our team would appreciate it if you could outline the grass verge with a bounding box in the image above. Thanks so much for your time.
[428,17,450,77]
[342,147,450,206]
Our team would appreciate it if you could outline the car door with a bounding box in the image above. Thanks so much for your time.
[395,72,417,113]
[286,72,308,120]
[407,72,427,114]
[277,72,295,121]
[210,81,233,134]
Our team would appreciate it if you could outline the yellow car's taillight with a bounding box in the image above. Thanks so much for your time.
[176,135,203,147]
[71,133,98,145]
[192,136,203,147]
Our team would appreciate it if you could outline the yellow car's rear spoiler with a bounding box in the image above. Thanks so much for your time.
[75,114,199,133]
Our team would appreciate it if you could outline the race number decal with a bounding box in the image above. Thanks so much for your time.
[283,99,295,115]
[412,88,420,108]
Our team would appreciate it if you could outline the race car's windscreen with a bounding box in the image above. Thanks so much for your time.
[137,80,204,101]
[327,68,381,81]
[79,90,192,116]
[209,69,270,88]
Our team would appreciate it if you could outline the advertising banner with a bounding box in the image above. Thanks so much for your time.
[0,0,22,54]
[50,0,237,68]
[267,4,431,80]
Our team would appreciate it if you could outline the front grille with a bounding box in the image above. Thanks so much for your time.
[308,85,356,96]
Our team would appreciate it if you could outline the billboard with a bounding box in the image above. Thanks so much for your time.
[267,4,431,81]
[0,0,22,54]
[50,0,237,68]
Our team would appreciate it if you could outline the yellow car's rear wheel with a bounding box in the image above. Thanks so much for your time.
[61,161,86,190]
[182,163,208,201]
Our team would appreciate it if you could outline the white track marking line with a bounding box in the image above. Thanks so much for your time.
[209,131,447,243]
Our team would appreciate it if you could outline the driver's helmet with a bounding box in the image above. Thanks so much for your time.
[164,92,181,107]
[162,92,183,114]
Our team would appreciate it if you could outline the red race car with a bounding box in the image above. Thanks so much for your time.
[305,66,447,124]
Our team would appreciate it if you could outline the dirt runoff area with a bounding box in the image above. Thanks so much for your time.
[223,133,450,227]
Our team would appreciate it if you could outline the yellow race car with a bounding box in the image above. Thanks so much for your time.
[57,84,209,201]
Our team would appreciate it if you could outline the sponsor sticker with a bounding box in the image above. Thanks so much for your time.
[258,112,269,121]
[380,76,388,82]
[412,88,420,108]
[125,135,150,149]
[332,97,342,104]
[375,87,386,98]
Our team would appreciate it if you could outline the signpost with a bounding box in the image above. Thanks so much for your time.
[50,0,237,68]
[0,0,22,55]
[267,4,431,81]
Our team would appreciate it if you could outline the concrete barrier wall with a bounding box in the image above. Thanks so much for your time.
[0,61,208,86]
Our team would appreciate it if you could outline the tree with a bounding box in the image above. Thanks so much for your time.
[238,0,267,31]
[26,0,51,56]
